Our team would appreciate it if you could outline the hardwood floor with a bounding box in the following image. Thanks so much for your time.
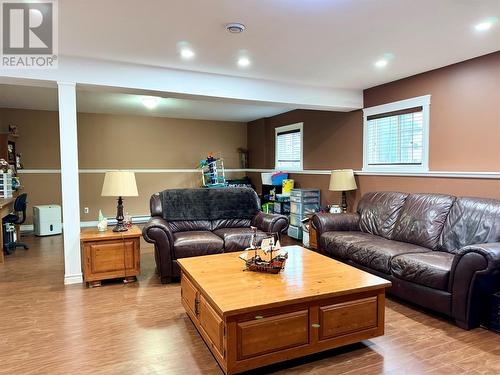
[0,233,499,375]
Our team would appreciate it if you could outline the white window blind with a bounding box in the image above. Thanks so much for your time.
[275,124,302,170]
[366,108,424,167]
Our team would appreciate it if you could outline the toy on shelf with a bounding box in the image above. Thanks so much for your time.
[199,153,227,188]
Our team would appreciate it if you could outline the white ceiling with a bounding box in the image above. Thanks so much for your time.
[59,0,500,90]
[0,84,292,122]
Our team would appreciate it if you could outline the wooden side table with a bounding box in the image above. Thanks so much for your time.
[80,225,141,287]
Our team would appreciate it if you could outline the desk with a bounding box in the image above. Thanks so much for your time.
[0,196,16,264]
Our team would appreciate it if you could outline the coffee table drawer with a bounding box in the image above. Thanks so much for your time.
[237,310,309,360]
[181,274,199,318]
[319,296,378,340]
[199,295,224,355]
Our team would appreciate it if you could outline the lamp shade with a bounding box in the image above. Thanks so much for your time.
[101,171,138,197]
[329,169,357,191]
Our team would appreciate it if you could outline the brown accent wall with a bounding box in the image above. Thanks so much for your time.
[365,51,500,171]
[248,52,500,210]
[248,109,363,170]
[247,109,362,207]
[0,108,247,223]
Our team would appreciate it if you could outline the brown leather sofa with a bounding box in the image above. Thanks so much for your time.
[312,191,500,329]
[143,188,288,283]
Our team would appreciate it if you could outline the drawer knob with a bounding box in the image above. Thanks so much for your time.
[311,323,321,328]
[255,315,263,320]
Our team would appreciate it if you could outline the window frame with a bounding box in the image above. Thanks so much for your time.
[362,95,431,173]
[275,122,304,171]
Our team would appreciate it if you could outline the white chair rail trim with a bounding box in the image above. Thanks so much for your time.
[16,168,500,179]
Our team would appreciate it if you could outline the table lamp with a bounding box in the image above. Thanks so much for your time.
[101,171,138,232]
[329,169,357,213]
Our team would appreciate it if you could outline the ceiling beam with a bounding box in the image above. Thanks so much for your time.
[0,55,363,111]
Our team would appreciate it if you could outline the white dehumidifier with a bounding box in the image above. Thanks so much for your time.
[33,205,62,236]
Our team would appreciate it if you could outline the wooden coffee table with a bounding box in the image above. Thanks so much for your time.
[178,245,391,374]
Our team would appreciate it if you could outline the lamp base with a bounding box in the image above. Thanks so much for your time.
[112,222,128,232]
[341,191,348,213]
[113,196,128,232]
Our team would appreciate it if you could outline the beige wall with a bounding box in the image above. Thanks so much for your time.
[1,108,61,168]
[0,108,247,223]
[247,52,500,210]
[76,113,245,169]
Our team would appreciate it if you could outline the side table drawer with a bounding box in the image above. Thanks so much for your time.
[319,296,378,340]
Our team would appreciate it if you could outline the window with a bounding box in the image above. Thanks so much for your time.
[275,123,303,171]
[363,95,430,172]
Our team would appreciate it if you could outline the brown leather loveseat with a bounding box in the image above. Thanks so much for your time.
[312,191,500,329]
[143,187,288,283]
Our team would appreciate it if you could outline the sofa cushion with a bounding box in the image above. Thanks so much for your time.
[392,193,455,249]
[357,191,408,239]
[321,231,430,274]
[439,197,500,252]
[320,231,375,260]
[173,231,224,258]
[213,227,268,252]
[391,252,455,290]
[212,218,252,231]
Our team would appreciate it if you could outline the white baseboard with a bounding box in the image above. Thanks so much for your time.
[20,224,34,233]
[64,273,83,285]
[20,215,151,233]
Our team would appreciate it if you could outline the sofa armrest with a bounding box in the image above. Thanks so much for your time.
[252,211,289,234]
[453,242,500,268]
[312,213,360,237]
[142,216,175,282]
[450,242,500,328]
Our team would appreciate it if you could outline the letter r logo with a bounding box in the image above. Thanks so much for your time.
[2,2,53,54]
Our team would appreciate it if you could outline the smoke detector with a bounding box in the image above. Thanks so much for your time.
[226,23,246,33]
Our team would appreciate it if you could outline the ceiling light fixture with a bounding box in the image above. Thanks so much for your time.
[141,96,160,109]
[226,22,246,33]
[374,59,388,68]
[180,48,195,59]
[474,17,497,32]
[238,57,251,67]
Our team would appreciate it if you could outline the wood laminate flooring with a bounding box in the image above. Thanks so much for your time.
[0,233,499,375]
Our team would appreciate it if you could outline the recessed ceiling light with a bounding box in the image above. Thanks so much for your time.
[180,48,195,59]
[238,57,251,67]
[475,21,493,31]
[141,96,160,109]
[374,59,388,68]
[474,17,497,32]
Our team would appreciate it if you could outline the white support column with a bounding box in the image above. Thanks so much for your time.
[57,82,82,284]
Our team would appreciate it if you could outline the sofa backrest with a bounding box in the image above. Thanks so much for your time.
[391,193,455,250]
[212,218,253,231]
[154,188,260,231]
[168,220,212,233]
[357,191,408,239]
[439,197,500,252]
